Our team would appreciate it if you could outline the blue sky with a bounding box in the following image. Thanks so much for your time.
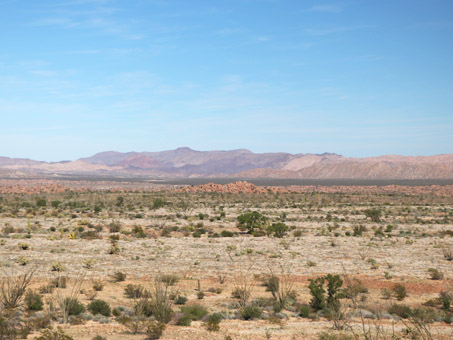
[0,0,452,161]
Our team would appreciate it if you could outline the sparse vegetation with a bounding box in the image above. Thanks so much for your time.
[0,184,451,339]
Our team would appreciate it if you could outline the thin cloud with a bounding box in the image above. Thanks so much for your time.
[31,70,58,77]
[305,25,372,36]
[306,4,343,13]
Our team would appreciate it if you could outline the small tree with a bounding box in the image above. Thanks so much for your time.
[237,211,268,235]
[267,223,288,238]
[308,274,343,312]
[364,209,382,223]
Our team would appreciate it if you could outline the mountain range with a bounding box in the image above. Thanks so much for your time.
[1,147,453,179]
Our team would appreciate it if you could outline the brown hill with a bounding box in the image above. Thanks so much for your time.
[1,149,452,179]
[116,154,164,169]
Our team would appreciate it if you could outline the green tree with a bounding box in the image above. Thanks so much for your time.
[364,208,382,222]
[237,211,268,235]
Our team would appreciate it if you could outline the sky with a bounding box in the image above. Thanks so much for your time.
[0,0,452,161]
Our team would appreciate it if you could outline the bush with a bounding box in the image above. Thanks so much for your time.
[160,275,179,286]
[124,284,149,299]
[145,321,165,340]
[267,223,288,238]
[318,332,352,340]
[64,298,86,316]
[205,313,222,331]
[443,247,453,261]
[237,211,268,234]
[264,275,280,295]
[308,274,343,312]
[427,268,444,280]
[411,307,436,323]
[176,313,192,326]
[181,304,208,321]
[148,277,174,323]
[111,271,126,282]
[388,304,412,319]
[231,288,250,304]
[35,327,73,340]
[299,304,311,318]
[25,290,43,311]
[240,305,262,320]
[174,296,187,305]
[92,281,104,292]
[221,230,234,237]
[393,284,407,301]
[87,300,111,316]
[364,208,382,222]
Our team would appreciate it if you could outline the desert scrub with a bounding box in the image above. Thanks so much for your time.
[388,303,412,319]
[92,280,104,291]
[180,303,208,321]
[25,289,44,311]
[145,321,165,340]
[111,271,126,282]
[174,295,187,305]
[87,300,111,316]
[240,305,262,320]
[205,313,223,331]
[51,262,65,272]
[299,304,311,318]
[160,274,179,286]
[393,284,407,301]
[148,277,174,323]
[35,327,73,340]
[124,284,149,299]
[17,242,30,250]
[318,332,352,340]
[63,298,86,316]
[427,268,444,280]
[0,266,35,309]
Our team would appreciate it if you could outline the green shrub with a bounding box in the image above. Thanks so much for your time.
[411,307,436,323]
[124,284,149,299]
[160,275,179,286]
[87,300,111,316]
[25,290,43,311]
[267,223,288,238]
[308,274,343,312]
[393,284,407,301]
[299,304,311,318]
[221,230,234,237]
[181,304,208,321]
[205,313,222,331]
[111,271,126,282]
[237,211,268,234]
[35,327,73,340]
[64,298,86,316]
[364,208,382,222]
[427,268,444,280]
[176,314,192,326]
[174,296,187,305]
[388,304,412,319]
[145,321,165,339]
[92,281,104,292]
[318,332,352,340]
[240,305,262,320]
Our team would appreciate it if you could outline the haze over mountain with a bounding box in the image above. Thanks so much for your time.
[1,148,453,179]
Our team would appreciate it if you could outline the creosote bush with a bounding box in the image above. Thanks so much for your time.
[25,290,43,311]
[240,305,262,320]
[87,299,111,316]
[205,313,222,331]
[393,284,407,301]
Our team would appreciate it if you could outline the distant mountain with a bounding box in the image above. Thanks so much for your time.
[1,148,453,179]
